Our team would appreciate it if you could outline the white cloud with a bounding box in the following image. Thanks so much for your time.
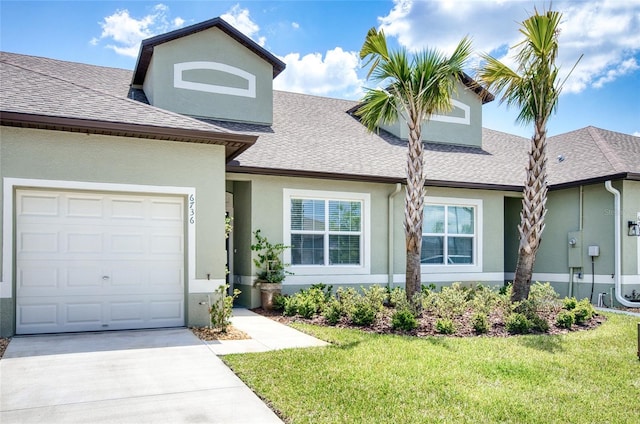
[292,22,300,30]
[634,131,640,137]
[274,48,364,98]
[92,4,185,58]
[377,0,640,94]
[221,4,265,46]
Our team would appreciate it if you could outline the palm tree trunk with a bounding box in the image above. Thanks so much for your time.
[512,122,548,302]
[405,122,425,300]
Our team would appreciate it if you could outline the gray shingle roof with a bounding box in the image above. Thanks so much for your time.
[0,52,256,160]
[2,51,638,188]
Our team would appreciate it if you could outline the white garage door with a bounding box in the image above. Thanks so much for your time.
[16,189,185,334]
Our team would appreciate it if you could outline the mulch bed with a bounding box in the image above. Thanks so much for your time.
[252,307,607,338]
[190,325,250,341]
[0,338,10,359]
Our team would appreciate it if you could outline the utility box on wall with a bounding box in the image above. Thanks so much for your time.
[568,231,583,268]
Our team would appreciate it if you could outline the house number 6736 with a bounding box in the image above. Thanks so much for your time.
[189,194,195,224]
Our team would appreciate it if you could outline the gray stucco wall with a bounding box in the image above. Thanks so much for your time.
[381,83,483,148]
[0,126,228,336]
[226,172,510,307]
[503,180,638,304]
[145,27,275,125]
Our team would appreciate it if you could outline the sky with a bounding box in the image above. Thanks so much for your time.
[1,0,639,138]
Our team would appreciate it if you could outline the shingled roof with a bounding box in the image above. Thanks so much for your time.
[0,52,256,161]
[1,51,638,189]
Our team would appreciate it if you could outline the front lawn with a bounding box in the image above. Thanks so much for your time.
[224,312,640,424]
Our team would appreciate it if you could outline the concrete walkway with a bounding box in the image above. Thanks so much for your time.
[205,308,328,355]
[0,309,327,423]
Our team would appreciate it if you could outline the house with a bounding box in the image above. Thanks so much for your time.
[1,17,638,337]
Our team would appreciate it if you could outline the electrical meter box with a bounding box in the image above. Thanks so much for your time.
[588,245,600,257]
[567,231,583,268]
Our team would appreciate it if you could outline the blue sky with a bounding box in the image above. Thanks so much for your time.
[2,0,639,138]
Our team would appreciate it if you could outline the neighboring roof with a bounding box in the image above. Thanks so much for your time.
[0,52,256,161]
[221,91,640,190]
[132,17,286,85]
[545,126,640,188]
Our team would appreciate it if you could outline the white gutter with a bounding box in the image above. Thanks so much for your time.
[388,183,403,287]
[604,180,636,307]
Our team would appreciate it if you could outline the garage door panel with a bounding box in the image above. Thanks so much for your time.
[111,198,145,220]
[66,302,103,325]
[17,303,58,326]
[19,266,60,289]
[18,193,60,217]
[16,189,186,334]
[67,196,103,218]
[20,231,59,253]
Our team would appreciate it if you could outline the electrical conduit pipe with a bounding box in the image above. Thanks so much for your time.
[604,180,636,307]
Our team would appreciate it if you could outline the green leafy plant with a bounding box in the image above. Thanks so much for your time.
[471,312,489,334]
[350,299,377,326]
[272,293,287,311]
[505,313,531,334]
[435,318,456,334]
[529,314,550,333]
[322,299,343,325]
[207,284,241,332]
[391,308,418,331]
[556,310,575,329]
[433,283,468,319]
[361,285,387,313]
[573,299,595,324]
[563,297,578,310]
[251,229,292,284]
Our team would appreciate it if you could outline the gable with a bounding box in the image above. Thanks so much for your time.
[380,80,484,148]
[134,19,285,125]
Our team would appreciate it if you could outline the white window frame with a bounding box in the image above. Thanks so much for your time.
[421,196,483,273]
[283,189,370,275]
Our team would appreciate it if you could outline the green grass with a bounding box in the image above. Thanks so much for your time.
[223,313,640,424]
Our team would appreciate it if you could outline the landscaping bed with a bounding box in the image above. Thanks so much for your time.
[253,282,606,338]
[190,325,250,341]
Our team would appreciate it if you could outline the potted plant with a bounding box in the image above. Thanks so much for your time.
[251,229,292,310]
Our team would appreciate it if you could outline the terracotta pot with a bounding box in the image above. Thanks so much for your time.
[260,283,282,310]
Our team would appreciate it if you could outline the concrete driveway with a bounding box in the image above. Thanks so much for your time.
[0,328,282,423]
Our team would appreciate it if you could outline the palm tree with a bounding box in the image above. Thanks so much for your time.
[357,28,472,300]
[476,8,581,302]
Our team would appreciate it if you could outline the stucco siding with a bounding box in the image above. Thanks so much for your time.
[0,127,228,335]
[147,27,274,124]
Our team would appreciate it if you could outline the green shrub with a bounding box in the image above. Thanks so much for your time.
[433,283,468,319]
[322,299,342,325]
[207,284,241,332]
[336,287,359,315]
[391,308,418,331]
[556,310,575,328]
[529,314,550,333]
[283,296,298,316]
[573,299,595,324]
[563,297,578,310]
[505,313,531,334]
[513,299,538,320]
[435,318,456,335]
[350,299,377,326]
[471,312,489,334]
[470,285,501,316]
[528,282,559,312]
[272,293,287,311]
[361,285,387,313]
[388,287,408,308]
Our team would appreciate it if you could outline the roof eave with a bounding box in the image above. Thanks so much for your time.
[132,17,286,86]
[0,111,257,162]
[226,165,522,191]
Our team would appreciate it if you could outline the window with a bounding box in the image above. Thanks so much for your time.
[421,200,479,266]
[284,189,370,273]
